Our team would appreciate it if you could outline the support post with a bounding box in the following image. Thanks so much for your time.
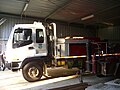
[86,42,92,72]
[79,67,83,83]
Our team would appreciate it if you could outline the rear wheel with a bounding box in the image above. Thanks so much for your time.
[22,62,43,82]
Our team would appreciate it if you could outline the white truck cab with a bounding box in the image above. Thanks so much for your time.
[5,22,47,63]
[4,22,56,82]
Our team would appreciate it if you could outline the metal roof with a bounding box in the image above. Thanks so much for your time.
[0,0,120,25]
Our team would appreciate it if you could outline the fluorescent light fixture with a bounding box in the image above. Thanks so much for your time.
[0,18,7,26]
[102,22,114,26]
[23,3,29,12]
[73,37,84,39]
[81,14,94,21]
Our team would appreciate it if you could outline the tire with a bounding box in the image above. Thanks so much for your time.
[0,55,5,71]
[22,62,43,82]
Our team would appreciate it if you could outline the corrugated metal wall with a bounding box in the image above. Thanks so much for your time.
[56,23,96,38]
[0,17,36,40]
[98,26,120,43]
[0,16,96,51]
[0,16,37,51]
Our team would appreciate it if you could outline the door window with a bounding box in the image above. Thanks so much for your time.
[36,29,44,43]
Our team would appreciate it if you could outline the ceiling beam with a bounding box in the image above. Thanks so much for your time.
[68,3,120,24]
[0,12,70,24]
[44,0,73,21]
[95,4,120,15]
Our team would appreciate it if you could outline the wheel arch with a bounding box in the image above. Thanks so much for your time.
[20,56,45,69]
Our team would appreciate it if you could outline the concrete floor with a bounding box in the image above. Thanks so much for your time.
[0,67,116,90]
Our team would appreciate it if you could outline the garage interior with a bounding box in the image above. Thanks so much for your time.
[0,0,120,50]
[0,0,120,90]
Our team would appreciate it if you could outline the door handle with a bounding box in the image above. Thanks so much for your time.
[28,47,34,50]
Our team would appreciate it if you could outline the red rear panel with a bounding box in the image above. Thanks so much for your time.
[69,43,86,56]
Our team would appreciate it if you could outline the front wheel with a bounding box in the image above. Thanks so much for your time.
[22,62,43,82]
[0,61,5,71]
[0,55,5,71]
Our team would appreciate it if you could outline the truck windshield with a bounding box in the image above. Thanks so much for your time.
[13,28,32,48]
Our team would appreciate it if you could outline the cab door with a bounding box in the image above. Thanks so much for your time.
[34,28,48,56]
[11,28,35,61]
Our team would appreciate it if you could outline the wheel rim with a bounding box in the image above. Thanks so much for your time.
[0,62,5,71]
[28,66,39,78]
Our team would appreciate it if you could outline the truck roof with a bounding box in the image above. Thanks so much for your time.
[14,22,44,29]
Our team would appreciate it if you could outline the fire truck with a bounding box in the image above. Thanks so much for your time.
[1,22,120,82]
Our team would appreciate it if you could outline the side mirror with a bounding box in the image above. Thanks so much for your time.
[14,28,23,33]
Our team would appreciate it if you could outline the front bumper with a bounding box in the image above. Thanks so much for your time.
[5,61,22,70]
